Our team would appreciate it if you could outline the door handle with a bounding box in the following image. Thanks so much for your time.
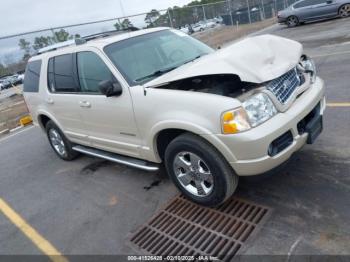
[45,98,54,105]
[79,101,91,108]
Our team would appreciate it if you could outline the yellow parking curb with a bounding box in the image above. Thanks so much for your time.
[20,115,33,126]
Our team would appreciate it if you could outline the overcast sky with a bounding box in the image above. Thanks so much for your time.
[0,0,192,63]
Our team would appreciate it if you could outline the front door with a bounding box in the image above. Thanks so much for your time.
[75,49,141,157]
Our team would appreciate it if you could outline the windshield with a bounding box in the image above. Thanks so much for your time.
[104,29,214,85]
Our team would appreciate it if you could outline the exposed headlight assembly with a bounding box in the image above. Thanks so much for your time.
[300,55,316,83]
[222,93,277,134]
[243,93,277,128]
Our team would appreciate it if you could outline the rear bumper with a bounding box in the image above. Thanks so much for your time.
[204,77,326,176]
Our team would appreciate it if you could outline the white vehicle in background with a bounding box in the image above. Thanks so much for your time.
[192,20,217,33]
[213,16,223,24]
[192,23,206,32]
[17,73,25,82]
[204,20,217,28]
[180,26,190,34]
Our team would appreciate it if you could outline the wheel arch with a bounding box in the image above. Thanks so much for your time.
[36,110,63,132]
[150,122,237,165]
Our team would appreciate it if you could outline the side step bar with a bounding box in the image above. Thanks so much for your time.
[72,145,159,172]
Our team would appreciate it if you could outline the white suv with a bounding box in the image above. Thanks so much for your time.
[23,28,325,206]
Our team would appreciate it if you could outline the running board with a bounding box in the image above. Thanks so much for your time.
[72,145,159,172]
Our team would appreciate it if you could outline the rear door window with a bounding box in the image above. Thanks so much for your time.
[23,60,42,93]
[48,54,79,93]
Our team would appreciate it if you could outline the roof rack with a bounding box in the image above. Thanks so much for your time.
[81,27,139,42]
[37,27,139,55]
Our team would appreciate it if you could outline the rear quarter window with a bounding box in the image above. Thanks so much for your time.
[23,60,42,93]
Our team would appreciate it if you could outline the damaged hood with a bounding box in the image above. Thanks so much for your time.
[145,34,303,87]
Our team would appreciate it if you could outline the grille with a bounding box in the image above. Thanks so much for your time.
[129,195,271,261]
[267,67,301,104]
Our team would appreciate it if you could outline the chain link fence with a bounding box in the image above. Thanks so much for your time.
[0,0,300,69]
[0,0,300,132]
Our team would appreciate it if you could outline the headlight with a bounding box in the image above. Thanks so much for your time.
[242,93,277,127]
[300,55,316,83]
[221,107,251,134]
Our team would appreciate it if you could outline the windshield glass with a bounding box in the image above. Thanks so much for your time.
[104,29,214,85]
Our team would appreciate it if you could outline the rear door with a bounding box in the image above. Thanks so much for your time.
[75,48,141,157]
[45,53,89,145]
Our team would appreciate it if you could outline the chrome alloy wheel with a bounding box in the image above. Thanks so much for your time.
[48,128,67,157]
[173,152,214,197]
[339,4,350,17]
[287,16,298,27]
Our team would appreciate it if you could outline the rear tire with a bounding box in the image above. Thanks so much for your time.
[164,133,238,207]
[286,16,299,27]
[339,4,350,18]
[46,121,79,161]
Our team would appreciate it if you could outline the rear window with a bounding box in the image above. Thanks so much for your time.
[23,60,42,93]
[47,54,79,93]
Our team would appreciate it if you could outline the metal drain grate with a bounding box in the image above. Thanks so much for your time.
[129,195,271,261]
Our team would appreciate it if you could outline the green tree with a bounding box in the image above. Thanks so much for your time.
[114,21,122,30]
[0,63,10,77]
[114,18,134,30]
[121,18,133,28]
[18,39,31,55]
[30,29,80,51]
[18,38,32,61]
[32,36,53,51]
[145,9,160,26]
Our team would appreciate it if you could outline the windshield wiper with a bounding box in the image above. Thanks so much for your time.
[183,54,207,65]
[135,66,178,83]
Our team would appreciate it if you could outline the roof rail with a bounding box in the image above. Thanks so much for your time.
[37,27,139,55]
[37,39,76,54]
[81,27,139,42]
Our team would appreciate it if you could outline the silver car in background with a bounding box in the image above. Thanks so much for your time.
[278,0,350,27]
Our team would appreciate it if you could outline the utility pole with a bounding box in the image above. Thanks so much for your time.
[202,6,207,22]
[227,0,234,26]
[261,0,265,19]
[246,0,252,24]
[168,9,174,28]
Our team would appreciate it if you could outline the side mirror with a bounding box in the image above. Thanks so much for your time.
[98,80,123,97]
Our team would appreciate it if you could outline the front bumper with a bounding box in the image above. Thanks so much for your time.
[277,17,287,23]
[203,77,326,176]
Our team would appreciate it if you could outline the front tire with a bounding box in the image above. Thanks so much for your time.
[286,16,299,27]
[46,121,79,161]
[164,133,238,207]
